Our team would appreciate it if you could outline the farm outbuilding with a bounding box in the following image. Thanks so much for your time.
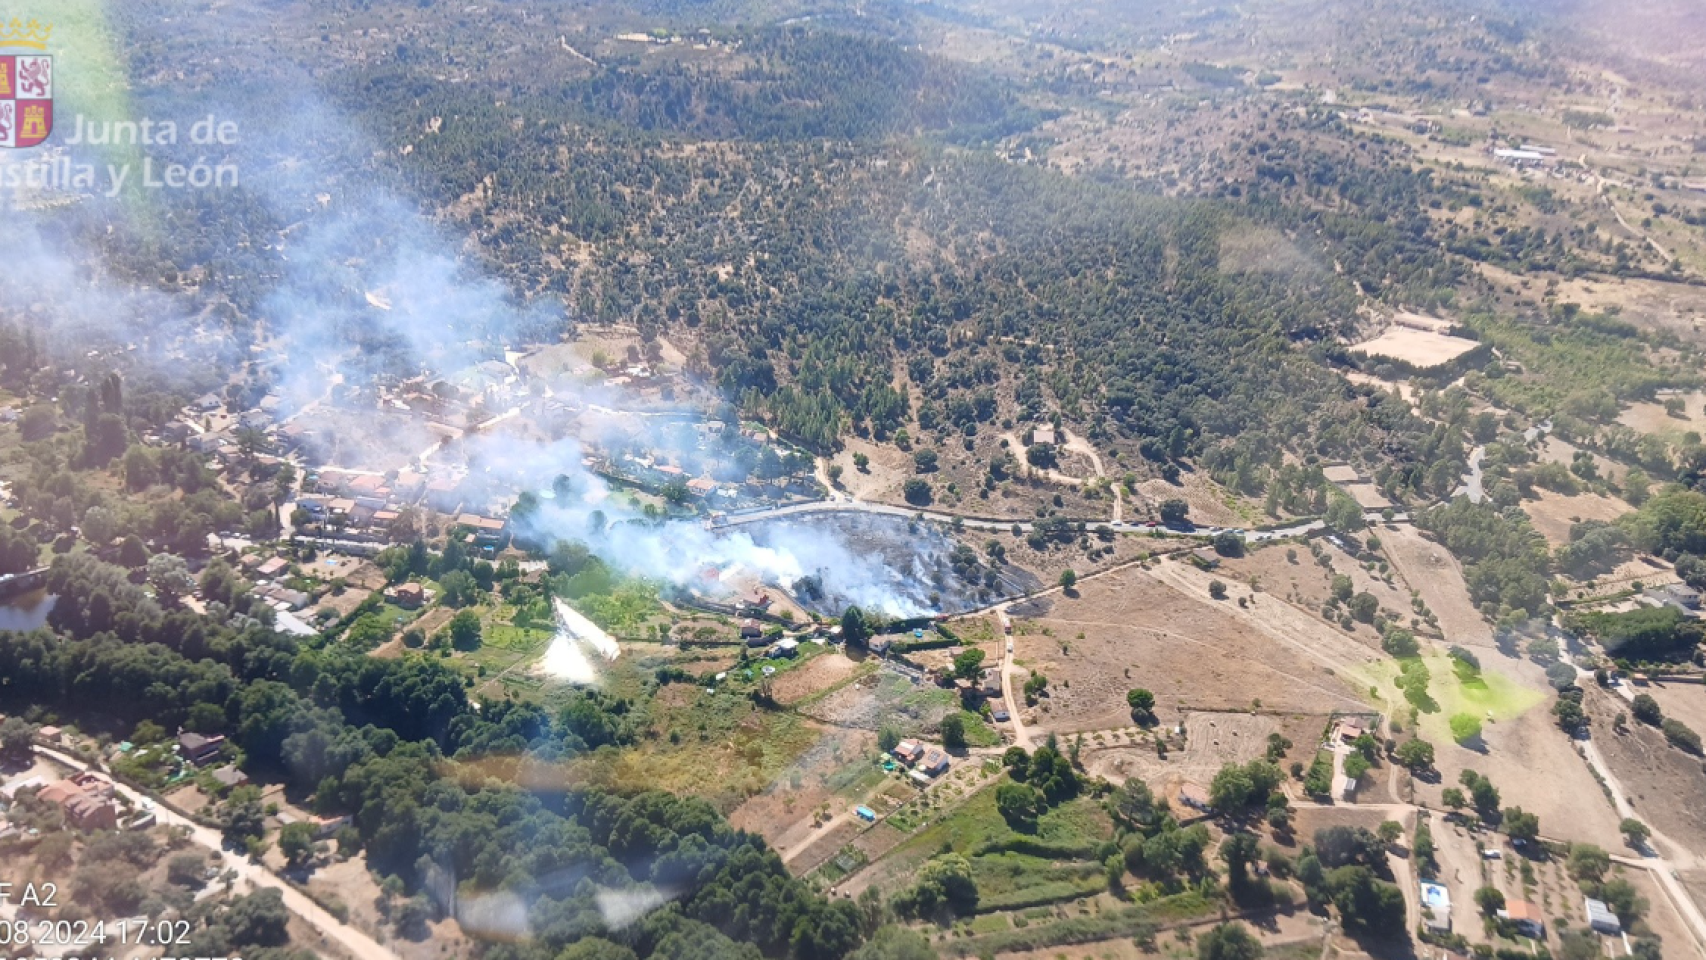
[1585,897,1621,934]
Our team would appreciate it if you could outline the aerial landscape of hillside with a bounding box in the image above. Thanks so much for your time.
[3,1,1706,959]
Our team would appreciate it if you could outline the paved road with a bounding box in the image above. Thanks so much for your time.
[36,746,399,960]
[1455,445,1486,504]
[719,497,1322,545]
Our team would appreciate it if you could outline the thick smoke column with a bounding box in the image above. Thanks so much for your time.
[0,51,934,619]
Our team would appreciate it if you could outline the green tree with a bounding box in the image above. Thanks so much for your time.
[439,569,479,607]
[1326,496,1365,533]
[940,713,967,750]
[995,782,1040,829]
[1449,713,1483,744]
[902,478,932,505]
[1126,688,1156,724]
[278,821,316,867]
[1503,807,1541,842]
[893,854,978,919]
[448,610,483,650]
[1210,763,1255,809]
[219,785,267,847]
[1568,844,1611,883]
[1325,865,1405,935]
[1059,569,1077,590]
[1631,694,1663,725]
[952,648,986,680]
[166,852,206,888]
[1160,499,1190,524]
[1197,923,1263,960]
[1213,531,1245,557]
[1110,777,1157,828]
[1475,886,1506,916]
[1620,818,1651,847]
[0,717,34,762]
[1348,592,1379,622]
[1394,738,1434,772]
[841,606,872,645]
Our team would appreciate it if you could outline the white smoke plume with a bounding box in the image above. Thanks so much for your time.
[0,50,945,620]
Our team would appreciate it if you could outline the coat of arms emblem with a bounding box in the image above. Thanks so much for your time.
[0,19,53,149]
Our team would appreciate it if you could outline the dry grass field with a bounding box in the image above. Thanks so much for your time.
[1379,525,1495,647]
[1351,327,1482,370]
[1078,711,1281,789]
[1585,686,1706,860]
[1521,489,1633,548]
[1009,561,1369,738]
[1619,391,1706,437]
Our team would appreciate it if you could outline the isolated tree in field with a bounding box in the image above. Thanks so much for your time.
[940,713,967,750]
[1449,713,1483,744]
[1059,569,1077,590]
[1160,499,1190,524]
[1394,738,1434,772]
[902,478,932,506]
[1023,672,1048,704]
[852,452,869,472]
[1377,820,1403,845]
[1208,579,1228,600]
[1127,688,1156,724]
[1631,694,1662,725]
[1197,923,1263,960]
[1441,787,1466,811]
[1663,718,1702,754]
[1620,818,1650,847]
